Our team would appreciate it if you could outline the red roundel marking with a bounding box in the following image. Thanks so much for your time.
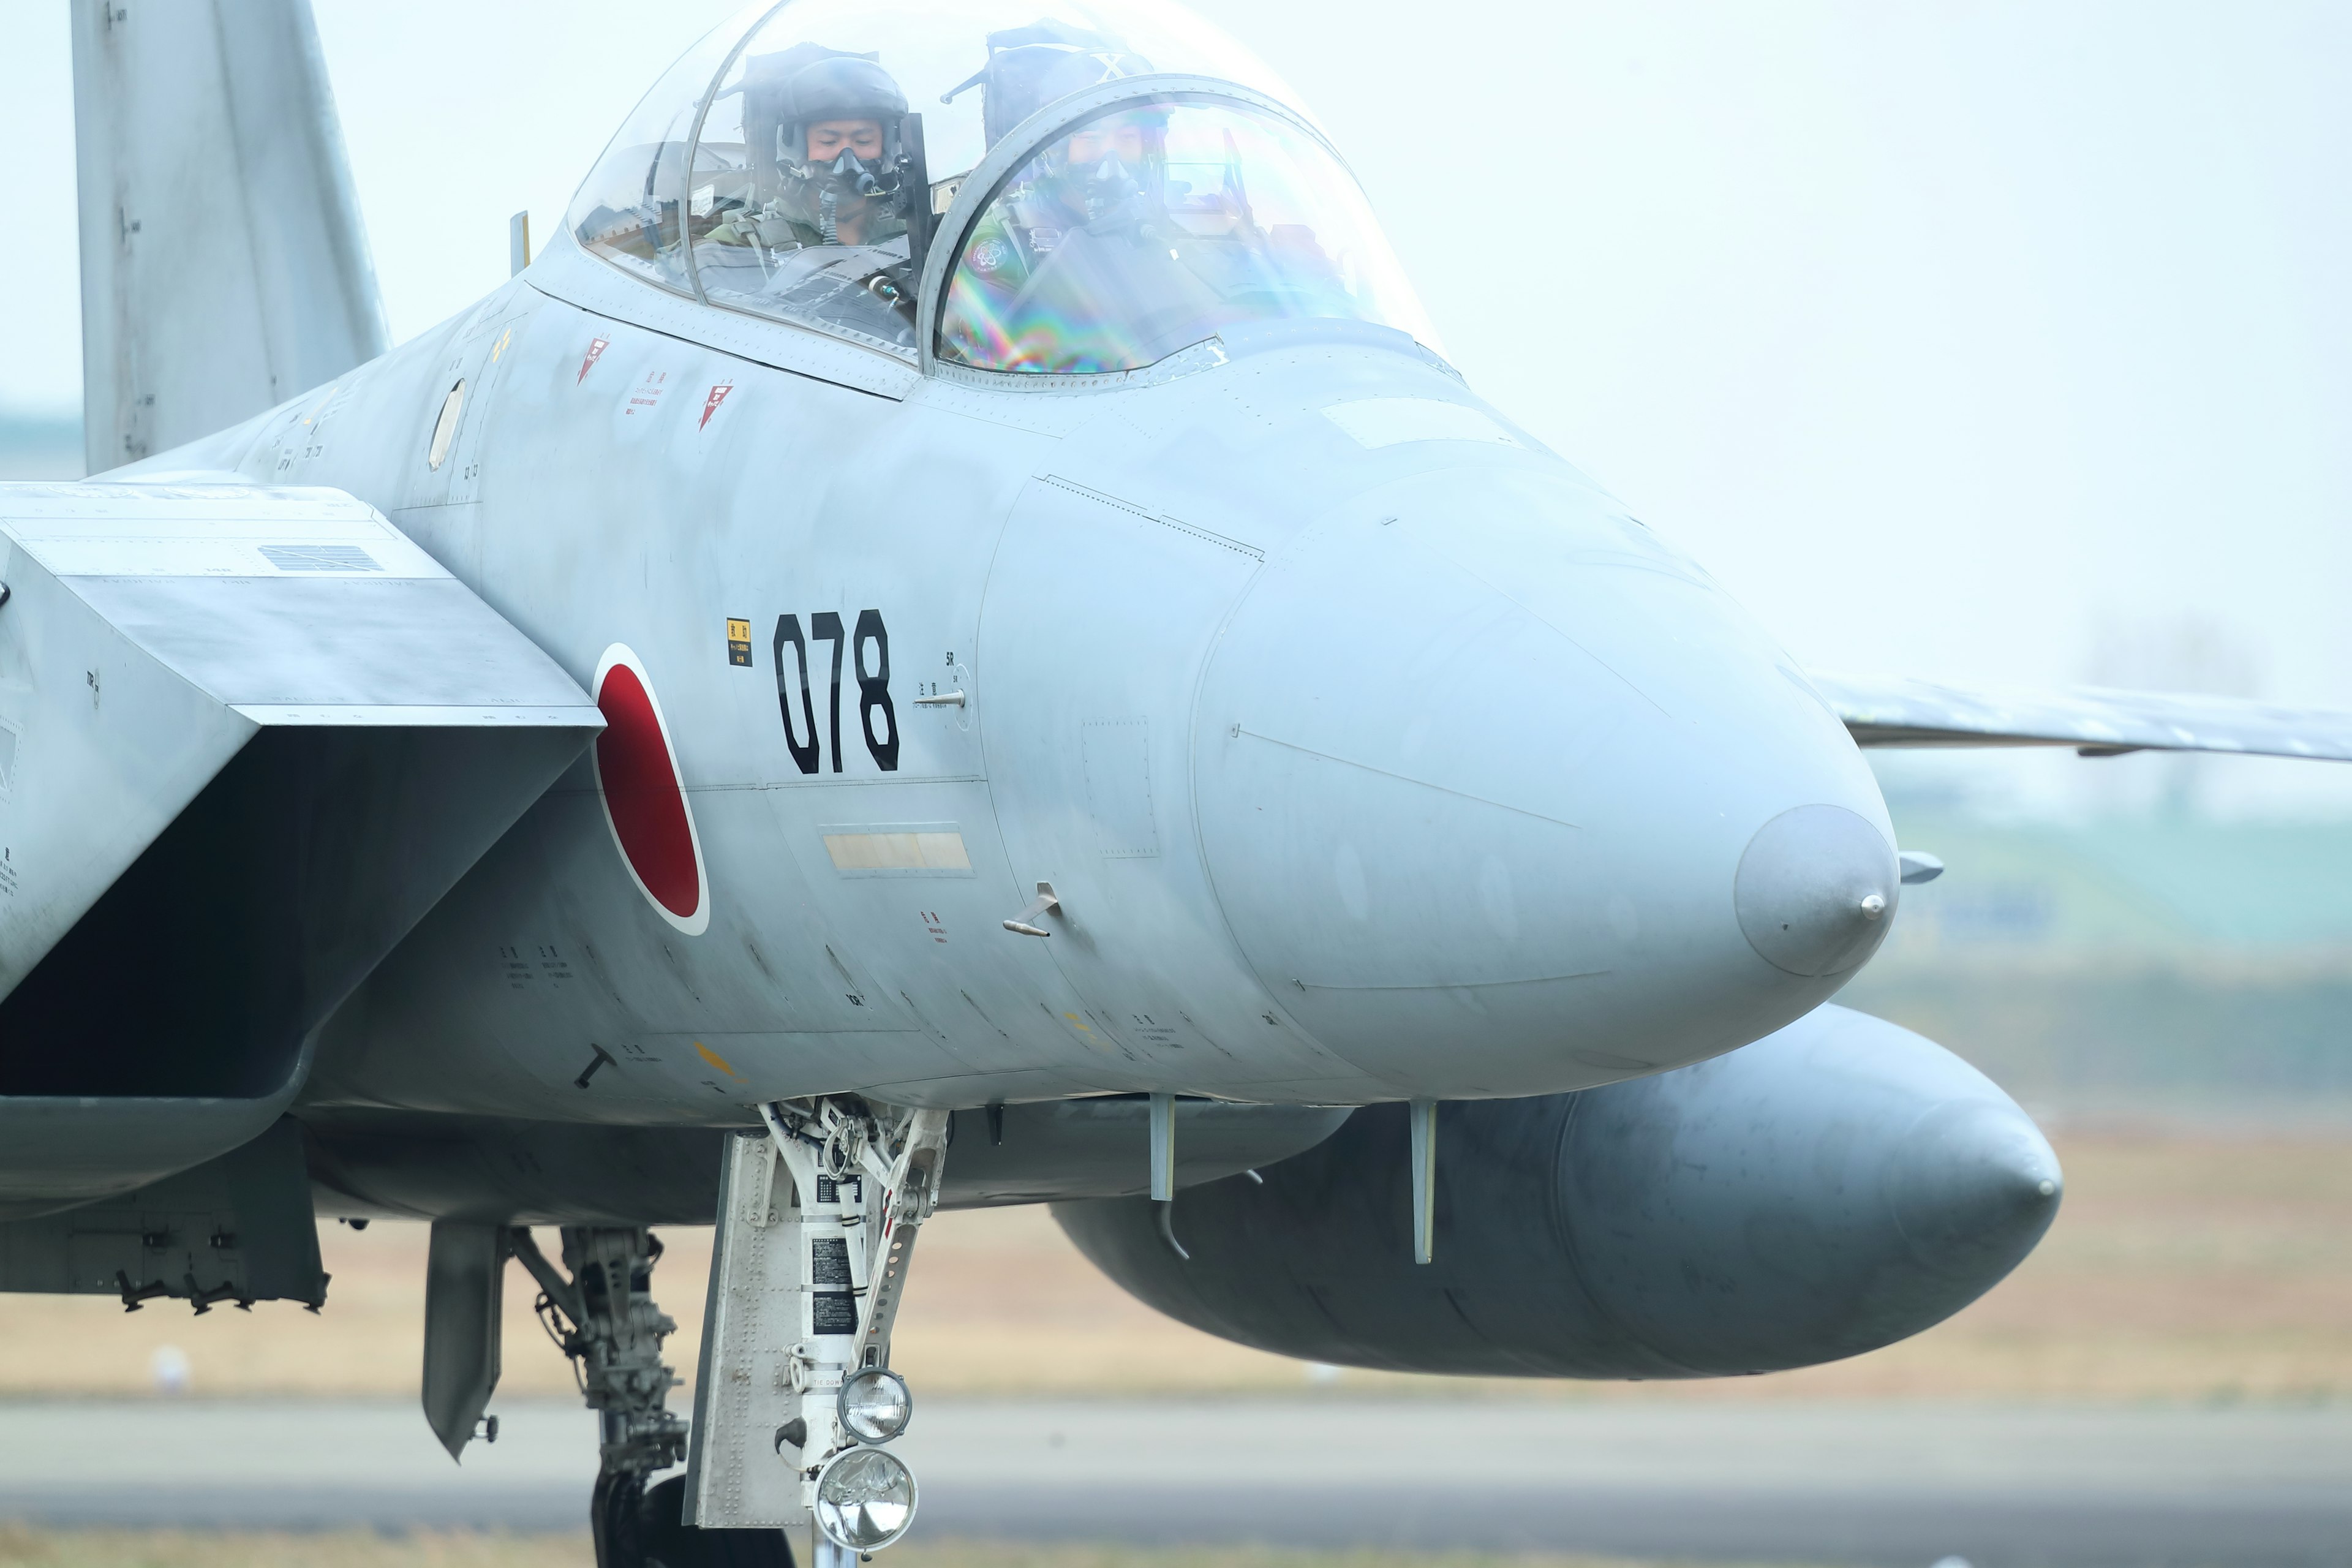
[595,663,700,919]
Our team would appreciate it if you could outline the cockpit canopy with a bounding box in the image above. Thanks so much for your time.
[936,94,1430,374]
[565,0,1437,374]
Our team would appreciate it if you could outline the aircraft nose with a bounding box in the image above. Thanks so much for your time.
[1193,474,1892,1097]
[1735,805,1900,977]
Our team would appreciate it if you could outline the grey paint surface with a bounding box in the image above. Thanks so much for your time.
[0,1397,2345,1566]
[1058,1005,2060,1378]
[78,47,1909,1122]
[0,481,598,1002]
[0,1098,295,1223]
[0,481,600,1210]
[0,1116,325,1300]
[1733,804,1900,976]
[72,0,385,471]
[298,1099,1349,1224]
[198,267,1899,1121]
[421,1221,506,1460]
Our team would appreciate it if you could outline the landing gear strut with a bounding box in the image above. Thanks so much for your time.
[760,1099,948,1563]
[512,1226,789,1568]
[684,1098,949,1564]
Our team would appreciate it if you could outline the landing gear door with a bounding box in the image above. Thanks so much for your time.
[685,1131,812,1530]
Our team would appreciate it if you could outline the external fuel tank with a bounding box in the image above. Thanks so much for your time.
[1055,1005,2061,1377]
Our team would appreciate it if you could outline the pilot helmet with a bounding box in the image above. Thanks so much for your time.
[754,46,913,239]
[1036,115,1166,230]
[944,23,1156,151]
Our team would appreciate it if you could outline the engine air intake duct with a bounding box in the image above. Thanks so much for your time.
[0,482,601,1218]
[1054,1005,2061,1378]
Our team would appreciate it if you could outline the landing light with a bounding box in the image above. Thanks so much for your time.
[814,1444,918,1551]
[839,1365,914,1444]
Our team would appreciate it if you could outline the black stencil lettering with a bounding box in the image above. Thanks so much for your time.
[773,615,820,774]
[854,609,899,771]
[810,611,846,774]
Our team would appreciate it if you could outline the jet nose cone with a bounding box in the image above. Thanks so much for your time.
[1735,804,1900,978]
[1192,472,1892,1098]
[1891,1100,2065,1279]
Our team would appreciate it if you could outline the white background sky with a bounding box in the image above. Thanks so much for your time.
[4,1,2348,815]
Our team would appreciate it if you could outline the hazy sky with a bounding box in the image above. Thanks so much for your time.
[4,1,2348,815]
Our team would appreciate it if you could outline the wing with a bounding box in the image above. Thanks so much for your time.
[1811,671,2352,761]
[0,481,601,1215]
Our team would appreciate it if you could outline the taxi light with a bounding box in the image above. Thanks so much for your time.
[839,1365,914,1444]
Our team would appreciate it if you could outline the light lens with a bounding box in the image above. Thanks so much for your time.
[813,1444,918,1551]
[839,1366,914,1444]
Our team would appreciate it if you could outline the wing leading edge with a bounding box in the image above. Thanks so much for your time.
[1812,671,2352,761]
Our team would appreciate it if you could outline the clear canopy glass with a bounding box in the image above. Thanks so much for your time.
[564,0,1435,372]
[936,97,1436,374]
[567,21,755,297]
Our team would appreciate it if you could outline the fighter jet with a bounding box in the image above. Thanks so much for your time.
[5,1,2346,1564]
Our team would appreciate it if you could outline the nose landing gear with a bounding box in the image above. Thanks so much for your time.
[527,1098,947,1567]
[684,1099,949,1565]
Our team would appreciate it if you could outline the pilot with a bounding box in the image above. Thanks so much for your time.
[709,48,913,252]
[950,36,1163,295]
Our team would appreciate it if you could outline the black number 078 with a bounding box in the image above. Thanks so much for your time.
[774,610,899,774]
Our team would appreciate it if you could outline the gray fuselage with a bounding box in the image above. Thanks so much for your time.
[159,235,1895,1126]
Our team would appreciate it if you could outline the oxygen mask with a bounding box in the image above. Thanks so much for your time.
[790,148,907,244]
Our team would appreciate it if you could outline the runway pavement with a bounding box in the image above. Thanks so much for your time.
[1,1396,2347,1567]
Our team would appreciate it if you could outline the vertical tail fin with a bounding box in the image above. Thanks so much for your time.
[72,0,388,473]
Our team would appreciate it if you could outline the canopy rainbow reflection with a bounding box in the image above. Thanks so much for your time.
[939,99,1434,374]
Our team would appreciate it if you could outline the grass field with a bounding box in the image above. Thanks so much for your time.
[0,1529,1813,1568]
[0,1133,2344,1403]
